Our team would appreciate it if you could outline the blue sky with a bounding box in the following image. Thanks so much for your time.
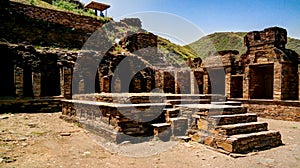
[81,0,300,44]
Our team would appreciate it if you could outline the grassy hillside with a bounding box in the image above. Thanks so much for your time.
[187,32,300,59]
[157,37,198,66]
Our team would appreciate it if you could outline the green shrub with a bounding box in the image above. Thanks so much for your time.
[53,0,78,11]
[29,0,35,5]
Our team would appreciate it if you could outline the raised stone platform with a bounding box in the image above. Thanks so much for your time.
[61,93,282,154]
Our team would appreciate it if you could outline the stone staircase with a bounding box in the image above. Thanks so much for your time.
[179,103,282,153]
[61,93,282,154]
[151,97,282,153]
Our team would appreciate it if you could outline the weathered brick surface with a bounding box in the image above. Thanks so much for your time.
[239,100,300,121]
[0,99,61,113]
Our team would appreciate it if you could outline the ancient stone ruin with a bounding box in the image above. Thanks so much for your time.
[1,0,300,154]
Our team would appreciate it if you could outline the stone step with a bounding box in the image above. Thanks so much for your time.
[178,104,247,116]
[151,123,171,128]
[195,106,247,116]
[168,117,188,136]
[165,99,211,105]
[209,113,258,126]
[215,122,268,136]
[151,123,172,141]
[164,108,180,120]
[165,103,173,108]
[196,113,258,131]
[211,101,242,106]
[173,136,191,142]
[215,130,282,153]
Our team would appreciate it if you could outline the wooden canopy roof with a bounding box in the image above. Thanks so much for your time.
[84,1,110,11]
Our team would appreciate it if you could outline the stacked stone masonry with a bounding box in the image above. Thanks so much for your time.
[0,1,109,48]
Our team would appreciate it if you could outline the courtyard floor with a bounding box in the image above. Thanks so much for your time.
[0,112,299,168]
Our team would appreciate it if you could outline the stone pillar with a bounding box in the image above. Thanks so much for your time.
[101,76,110,93]
[60,67,64,96]
[32,72,41,98]
[273,63,282,100]
[114,76,121,93]
[155,70,163,91]
[243,67,250,99]
[15,67,23,99]
[174,70,180,94]
[146,76,152,92]
[190,71,195,94]
[78,79,85,94]
[63,67,73,99]
[203,74,209,94]
[225,73,231,98]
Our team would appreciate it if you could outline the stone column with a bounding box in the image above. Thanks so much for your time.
[32,72,41,98]
[155,70,163,91]
[63,67,73,99]
[243,67,250,99]
[60,67,64,96]
[78,79,85,94]
[114,76,121,93]
[225,72,231,98]
[190,71,195,94]
[146,76,152,92]
[15,67,23,99]
[174,70,180,94]
[203,74,209,94]
[101,76,110,93]
[273,63,282,100]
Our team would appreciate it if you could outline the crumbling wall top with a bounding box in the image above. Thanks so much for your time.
[203,50,239,68]
[244,27,287,49]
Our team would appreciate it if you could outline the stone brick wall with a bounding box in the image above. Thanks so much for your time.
[9,2,106,32]
[0,2,108,48]
[0,99,62,113]
[281,63,298,100]
[0,41,77,99]
[239,100,300,121]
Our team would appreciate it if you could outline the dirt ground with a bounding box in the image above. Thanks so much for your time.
[0,112,299,168]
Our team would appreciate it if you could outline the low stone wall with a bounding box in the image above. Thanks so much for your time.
[234,99,300,121]
[0,99,62,113]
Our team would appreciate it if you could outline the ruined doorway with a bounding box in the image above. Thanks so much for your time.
[129,68,155,93]
[0,61,15,97]
[193,71,203,94]
[230,76,243,98]
[250,64,274,99]
[163,71,176,93]
[40,56,61,97]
